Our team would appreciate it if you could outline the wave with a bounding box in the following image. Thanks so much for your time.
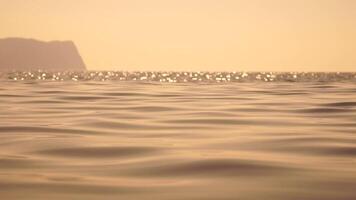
[1,78,356,200]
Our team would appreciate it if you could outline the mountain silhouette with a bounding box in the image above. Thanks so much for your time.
[0,38,86,71]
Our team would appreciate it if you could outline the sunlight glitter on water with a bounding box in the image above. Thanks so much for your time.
[2,71,356,82]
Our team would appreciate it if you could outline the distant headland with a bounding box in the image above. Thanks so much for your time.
[0,38,86,71]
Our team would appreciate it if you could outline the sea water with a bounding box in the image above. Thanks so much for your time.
[0,71,356,200]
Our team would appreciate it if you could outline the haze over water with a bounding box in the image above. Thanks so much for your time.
[1,72,356,200]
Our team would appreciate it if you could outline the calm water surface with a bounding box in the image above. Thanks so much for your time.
[0,72,356,200]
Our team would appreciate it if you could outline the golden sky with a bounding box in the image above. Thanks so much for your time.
[1,0,355,71]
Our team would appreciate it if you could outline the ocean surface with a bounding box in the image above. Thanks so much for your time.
[1,71,356,200]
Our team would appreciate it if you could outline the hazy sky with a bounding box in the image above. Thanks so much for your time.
[1,0,355,71]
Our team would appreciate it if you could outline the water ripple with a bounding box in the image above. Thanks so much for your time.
[1,76,356,200]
